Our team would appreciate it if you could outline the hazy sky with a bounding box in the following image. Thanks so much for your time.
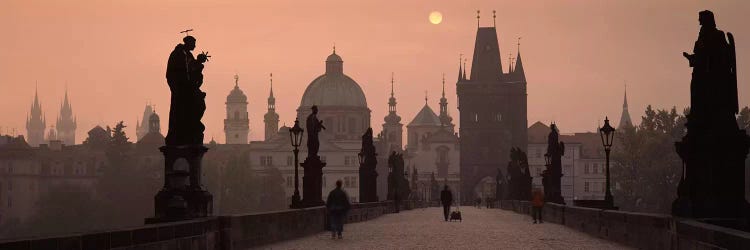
[1,1,748,144]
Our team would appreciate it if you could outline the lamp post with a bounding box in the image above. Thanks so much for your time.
[289,118,304,208]
[599,117,616,207]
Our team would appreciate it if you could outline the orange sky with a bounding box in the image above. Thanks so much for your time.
[1,0,748,144]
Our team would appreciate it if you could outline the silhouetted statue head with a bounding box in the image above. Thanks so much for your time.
[699,10,716,28]
[311,105,318,114]
[183,36,196,51]
[336,179,342,188]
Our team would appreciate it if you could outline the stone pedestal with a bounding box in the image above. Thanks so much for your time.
[301,156,326,207]
[359,163,379,203]
[673,127,750,219]
[146,145,213,224]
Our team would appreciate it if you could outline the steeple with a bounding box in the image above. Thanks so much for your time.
[457,54,464,81]
[264,73,280,141]
[26,85,46,146]
[513,37,526,82]
[225,74,249,144]
[463,59,468,80]
[618,84,633,129]
[383,73,403,151]
[56,88,76,145]
[439,74,454,129]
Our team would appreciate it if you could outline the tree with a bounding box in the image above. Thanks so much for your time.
[611,106,685,213]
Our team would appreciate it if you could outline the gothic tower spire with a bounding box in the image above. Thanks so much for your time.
[618,83,633,129]
[457,54,464,81]
[56,88,76,145]
[26,85,46,146]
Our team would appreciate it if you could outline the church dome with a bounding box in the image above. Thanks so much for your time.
[300,52,367,108]
[227,85,247,103]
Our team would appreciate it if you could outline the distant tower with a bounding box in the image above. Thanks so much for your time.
[136,104,154,140]
[382,73,403,151]
[56,89,76,145]
[264,73,280,141]
[438,74,454,132]
[149,110,161,134]
[618,85,633,129]
[26,87,46,146]
[457,20,528,201]
[224,75,249,144]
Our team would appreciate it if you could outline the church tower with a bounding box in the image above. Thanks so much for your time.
[438,74,455,132]
[382,73,403,152]
[618,85,633,129]
[224,75,249,144]
[56,89,76,145]
[26,87,46,146]
[149,110,161,134]
[457,14,528,201]
[136,104,154,141]
[264,73,280,141]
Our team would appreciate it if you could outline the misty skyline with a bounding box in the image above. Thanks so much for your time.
[1,1,748,143]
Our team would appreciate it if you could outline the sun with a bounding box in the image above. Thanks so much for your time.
[429,11,442,25]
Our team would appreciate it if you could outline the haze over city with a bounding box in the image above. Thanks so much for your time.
[1,0,748,143]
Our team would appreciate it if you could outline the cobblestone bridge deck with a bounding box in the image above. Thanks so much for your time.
[262,206,631,249]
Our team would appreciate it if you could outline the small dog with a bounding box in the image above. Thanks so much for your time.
[449,210,462,222]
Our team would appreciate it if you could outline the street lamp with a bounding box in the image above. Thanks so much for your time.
[289,118,304,208]
[599,116,616,207]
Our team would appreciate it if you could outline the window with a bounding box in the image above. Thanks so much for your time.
[495,113,502,122]
[287,156,293,166]
[260,156,274,166]
[348,118,356,134]
[234,111,239,120]
[584,182,590,192]
[344,177,350,188]
[593,163,599,174]
[7,197,11,208]
[584,163,589,174]
[7,181,11,192]
[474,113,479,122]
[351,177,357,188]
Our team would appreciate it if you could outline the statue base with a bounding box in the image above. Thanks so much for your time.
[359,164,379,203]
[673,126,750,220]
[301,156,326,208]
[146,145,213,224]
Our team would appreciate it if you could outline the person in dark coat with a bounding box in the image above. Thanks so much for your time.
[440,185,453,221]
[326,180,351,239]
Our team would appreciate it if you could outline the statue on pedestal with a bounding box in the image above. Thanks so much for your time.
[673,11,749,222]
[301,105,327,207]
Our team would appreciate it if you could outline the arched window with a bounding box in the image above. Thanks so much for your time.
[234,111,239,120]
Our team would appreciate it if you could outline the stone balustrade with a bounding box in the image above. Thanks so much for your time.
[0,200,431,250]
[495,200,750,249]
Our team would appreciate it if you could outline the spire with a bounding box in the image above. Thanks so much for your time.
[618,83,633,129]
[388,72,398,114]
[439,73,453,128]
[514,38,526,82]
[234,74,239,88]
[268,73,276,110]
[441,73,446,99]
[391,72,395,98]
[508,53,513,74]
[457,54,463,81]
[463,59,468,80]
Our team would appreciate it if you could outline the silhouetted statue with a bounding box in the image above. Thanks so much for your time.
[359,127,379,202]
[683,10,738,130]
[673,10,749,221]
[306,105,326,158]
[495,168,504,201]
[165,35,207,145]
[545,124,565,204]
[506,147,532,200]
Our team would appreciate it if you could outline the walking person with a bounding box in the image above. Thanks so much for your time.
[531,188,544,224]
[440,185,453,221]
[326,180,351,239]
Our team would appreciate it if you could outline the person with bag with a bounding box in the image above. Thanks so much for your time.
[326,180,351,239]
[440,185,453,221]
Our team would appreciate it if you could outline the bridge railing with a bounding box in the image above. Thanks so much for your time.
[0,200,431,250]
[494,200,750,249]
